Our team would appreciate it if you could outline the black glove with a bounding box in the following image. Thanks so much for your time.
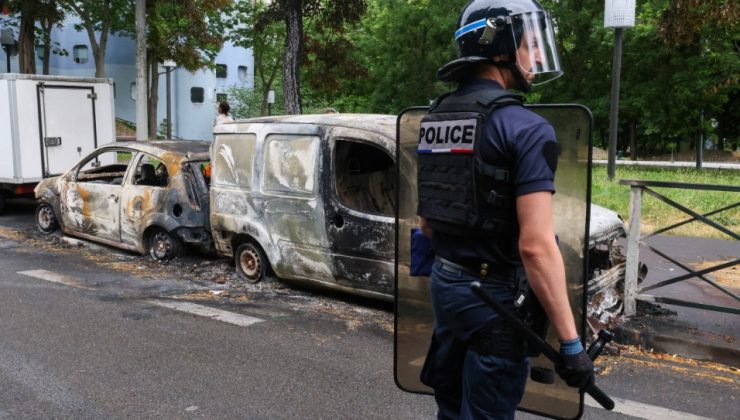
[555,349,595,391]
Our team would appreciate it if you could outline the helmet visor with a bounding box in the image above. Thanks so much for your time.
[511,11,562,86]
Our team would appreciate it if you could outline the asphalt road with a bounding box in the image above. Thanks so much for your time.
[1,199,737,419]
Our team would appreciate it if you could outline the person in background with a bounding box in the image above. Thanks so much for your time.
[216,101,233,124]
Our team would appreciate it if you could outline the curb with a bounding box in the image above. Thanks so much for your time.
[613,324,740,368]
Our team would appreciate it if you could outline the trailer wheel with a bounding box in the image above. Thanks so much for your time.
[0,194,6,215]
[235,242,268,284]
[148,227,182,261]
[36,203,58,234]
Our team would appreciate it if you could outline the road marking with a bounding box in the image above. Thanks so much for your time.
[146,299,264,327]
[18,270,264,328]
[18,269,92,289]
[585,395,713,420]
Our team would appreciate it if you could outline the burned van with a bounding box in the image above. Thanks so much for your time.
[211,114,397,300]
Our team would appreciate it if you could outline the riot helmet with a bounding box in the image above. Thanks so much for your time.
[438,0,562,92]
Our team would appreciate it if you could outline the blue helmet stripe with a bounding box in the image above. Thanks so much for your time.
[455,18,487,40]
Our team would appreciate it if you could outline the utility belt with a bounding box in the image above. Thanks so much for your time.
[435,256,516,281]
[434,256,549,359]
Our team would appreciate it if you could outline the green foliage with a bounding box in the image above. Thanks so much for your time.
[341,0,467,113]
[144,0,230,72]
[222,1,284,116]
[591,165,740,238]
[537,0,739,155]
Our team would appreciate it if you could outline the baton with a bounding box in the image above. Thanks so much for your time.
[470,281,615,411]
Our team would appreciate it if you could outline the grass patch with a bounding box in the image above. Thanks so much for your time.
[591,165,739,239]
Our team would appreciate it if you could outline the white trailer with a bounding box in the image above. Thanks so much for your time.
[0,74,115,213]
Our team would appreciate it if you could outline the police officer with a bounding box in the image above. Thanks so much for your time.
[417,0,595,418]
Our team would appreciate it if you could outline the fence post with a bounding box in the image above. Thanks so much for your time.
[624,185,643,316]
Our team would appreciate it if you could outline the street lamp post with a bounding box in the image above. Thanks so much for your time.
[1,29,15,73]
[605,0,635,181]
[161,60,176,139]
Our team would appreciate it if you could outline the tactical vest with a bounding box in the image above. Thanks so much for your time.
[417,88,523,237]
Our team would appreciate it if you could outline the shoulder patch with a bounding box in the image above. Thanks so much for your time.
[418,119,477,154]
[542,141,560,172]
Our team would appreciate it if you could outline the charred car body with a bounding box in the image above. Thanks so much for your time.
[34,141,212,260]
[211,115,397,299]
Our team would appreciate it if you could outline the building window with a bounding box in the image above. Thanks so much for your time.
[72,45,88,64]
[130,83,136,101]
[216,64,227,79]
[191,87,204,103]
[35,45,45,60]
[216,93,228,103]
[238,66,247,81]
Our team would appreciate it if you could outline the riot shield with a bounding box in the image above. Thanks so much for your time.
[394,105,593,420]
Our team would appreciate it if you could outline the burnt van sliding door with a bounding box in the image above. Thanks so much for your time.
[37,84,98,177]
[325,138,396,295]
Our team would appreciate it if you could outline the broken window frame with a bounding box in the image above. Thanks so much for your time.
[333,138,396,217]
[130,152,169,188]
[74,148,133,185]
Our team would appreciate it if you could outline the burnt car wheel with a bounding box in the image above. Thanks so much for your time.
[148,227,182,261]
[36,203,58,234]
[235,242,267,284]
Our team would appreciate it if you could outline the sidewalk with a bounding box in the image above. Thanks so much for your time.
[612,235,739,367]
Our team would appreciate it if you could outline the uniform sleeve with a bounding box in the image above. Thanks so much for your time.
[513,121,558,196]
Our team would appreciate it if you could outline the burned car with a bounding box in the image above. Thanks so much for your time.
[34,141,212,261]
[211,114,630,303]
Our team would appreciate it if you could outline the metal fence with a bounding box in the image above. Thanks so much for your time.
[620,179,740,316]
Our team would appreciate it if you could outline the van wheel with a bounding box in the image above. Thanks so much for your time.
[148,227,182,261]
[36,203,58,234]
[235,242,267,284]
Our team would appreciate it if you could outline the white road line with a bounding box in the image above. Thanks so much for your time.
[585,395,713,420]
[18,269,264,328]
[18,269,91,289]
[146,299,264,327]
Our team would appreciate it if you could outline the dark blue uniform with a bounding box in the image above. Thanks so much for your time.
[421,78,558,419]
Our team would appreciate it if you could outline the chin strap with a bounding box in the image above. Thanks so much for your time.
[489,58,532,93]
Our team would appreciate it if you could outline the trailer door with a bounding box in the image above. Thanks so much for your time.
[38,84,98,177]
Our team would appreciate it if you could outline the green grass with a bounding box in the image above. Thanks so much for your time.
[591,165,740,239]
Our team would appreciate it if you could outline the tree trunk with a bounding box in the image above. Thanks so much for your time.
[40,19,52,75]
[282,0,302,115]
[95,47,106,78]
[148,58,159,139]
[18,9,36,74]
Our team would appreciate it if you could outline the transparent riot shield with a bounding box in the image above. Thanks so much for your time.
[394,105,593,420]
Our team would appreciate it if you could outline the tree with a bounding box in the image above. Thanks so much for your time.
[142,0,231,138]
[221,0,284,116]
[256,0,366,114]
[37,1,64,75]
[59,0,132,78]
[343,0,466,113]
[8,0,64,74]
[1,0,65,75]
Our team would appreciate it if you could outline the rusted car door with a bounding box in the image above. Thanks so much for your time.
[323,127,396,295]
[119,153,169,247]
[60,149,131,243]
